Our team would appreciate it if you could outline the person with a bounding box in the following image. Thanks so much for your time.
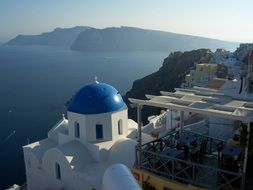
[227,129,240,146]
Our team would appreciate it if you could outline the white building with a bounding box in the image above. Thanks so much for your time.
[23,81,140,190]
[182,63,217,88]
[210,48,241,66]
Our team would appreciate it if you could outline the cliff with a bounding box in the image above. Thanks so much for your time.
[71,26,238,52]
[124,49,212,123]
[234,43,253,63]
[6,26,90,46]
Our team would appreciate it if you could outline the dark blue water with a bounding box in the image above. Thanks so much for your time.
[0,45,168,188]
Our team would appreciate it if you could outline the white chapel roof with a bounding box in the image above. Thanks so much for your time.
[56,141,94,171]
[23,139,56,162]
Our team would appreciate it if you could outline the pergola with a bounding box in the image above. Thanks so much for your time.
[129,87,253,189]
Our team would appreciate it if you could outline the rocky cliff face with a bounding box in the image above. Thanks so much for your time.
[232,43,253,70]
[234,43,253,63]
[124,49,212,123]
[6,26,90,46]
[71,26,238,52]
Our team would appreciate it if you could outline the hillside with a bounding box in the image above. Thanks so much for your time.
[71,26,238,52]
[6,26,90,46]
[124,49,212,123]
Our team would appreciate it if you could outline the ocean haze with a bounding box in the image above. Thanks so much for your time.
[1,0,253,42]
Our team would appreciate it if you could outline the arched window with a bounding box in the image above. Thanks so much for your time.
[74,121,80,138]
[55,162,61,180]
[118,119,123,135]
[96,124,103,139]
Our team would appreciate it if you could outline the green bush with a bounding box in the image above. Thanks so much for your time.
[142,180,157,190]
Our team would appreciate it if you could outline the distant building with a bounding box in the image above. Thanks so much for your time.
[210,48,240,66]
[23,81,140,190]
[236,43,253,61]
[248,49,253,81]
[183,63,217,88]
[227,65,247,76]
[247,49,253,92]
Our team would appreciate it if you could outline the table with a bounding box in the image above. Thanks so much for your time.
[178,135,197,145]
[221,146,241,158]
[163,148,182,158]
[220,146,241,172]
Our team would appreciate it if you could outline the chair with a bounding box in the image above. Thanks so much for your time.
[190,147,200,163]
[199,138,208,163]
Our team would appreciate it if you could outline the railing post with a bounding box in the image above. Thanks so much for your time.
[180,111,184,136]
[193,164,195,182]
[241,121,251,190]
[209,137,212,154]
[172,159,175,180]
[137,105,143,169]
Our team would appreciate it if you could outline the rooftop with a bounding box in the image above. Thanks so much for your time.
[206,78,226,90]
[129,87,253,121]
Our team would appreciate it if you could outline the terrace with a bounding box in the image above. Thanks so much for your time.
[129,87,253,190]
[140,129,243,189]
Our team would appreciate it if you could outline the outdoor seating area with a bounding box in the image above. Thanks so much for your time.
[129,89,253,190]
[140,130,243,190]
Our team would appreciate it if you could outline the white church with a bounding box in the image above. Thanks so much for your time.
[23,81,141,190]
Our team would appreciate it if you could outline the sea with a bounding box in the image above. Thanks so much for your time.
[0,45,169,188]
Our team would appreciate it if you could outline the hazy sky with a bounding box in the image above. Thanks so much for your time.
[1,0,253,43]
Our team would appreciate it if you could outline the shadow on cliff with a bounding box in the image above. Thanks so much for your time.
[124,49,212,125]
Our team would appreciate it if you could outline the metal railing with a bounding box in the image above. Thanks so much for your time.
[139,130,243,190]
[142,130,226,154]
[141,149,243,190]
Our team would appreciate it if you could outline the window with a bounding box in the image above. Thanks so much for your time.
[74,122,80,138]
[55,162,61,180]
[96,124,103,139]
[118,119,123,135]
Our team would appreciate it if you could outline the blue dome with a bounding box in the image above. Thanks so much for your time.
[68,82,126,115]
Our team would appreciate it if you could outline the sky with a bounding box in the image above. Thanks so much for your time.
[0,0,253,43]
